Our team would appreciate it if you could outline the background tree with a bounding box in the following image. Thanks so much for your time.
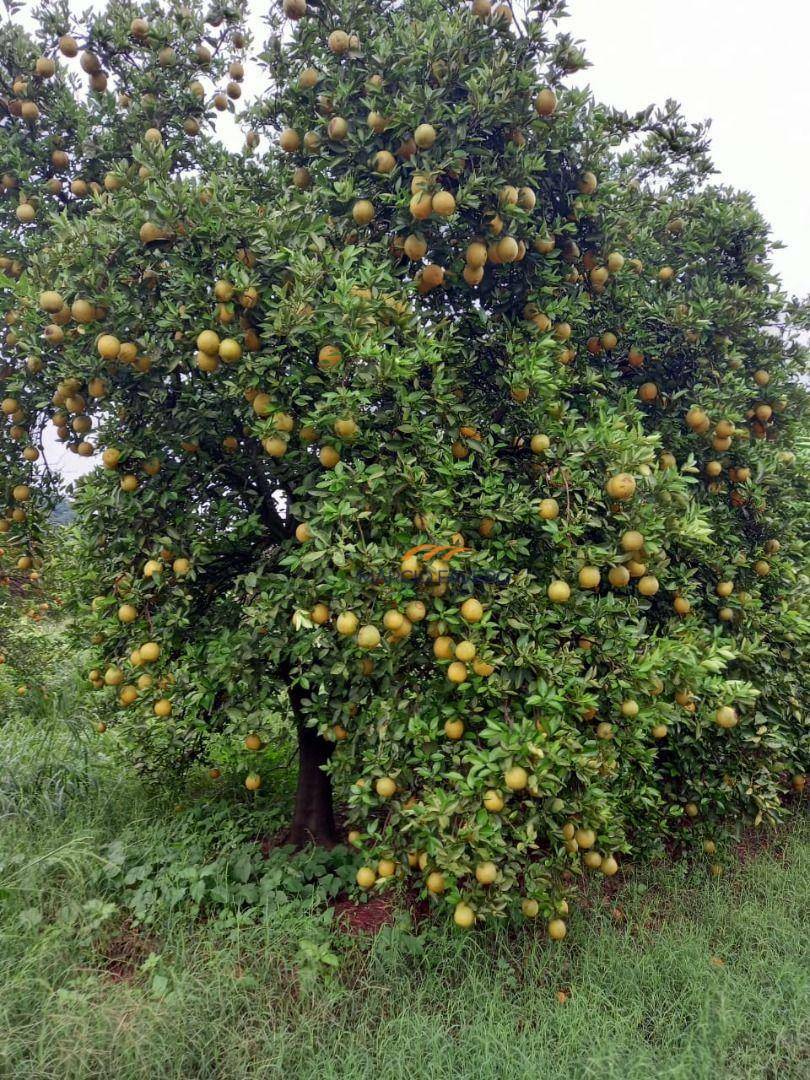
[1,0,807,930]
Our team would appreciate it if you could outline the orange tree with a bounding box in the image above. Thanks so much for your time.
[1,0,807,930]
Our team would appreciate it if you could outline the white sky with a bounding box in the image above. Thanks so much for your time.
[13,0,809,481]
[565,0,810,300]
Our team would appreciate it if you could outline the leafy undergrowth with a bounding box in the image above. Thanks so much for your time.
[0,709,807,1079]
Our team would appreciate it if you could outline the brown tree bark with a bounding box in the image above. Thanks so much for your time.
[289,721,339,847]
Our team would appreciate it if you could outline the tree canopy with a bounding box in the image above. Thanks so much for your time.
[1,0,807,929]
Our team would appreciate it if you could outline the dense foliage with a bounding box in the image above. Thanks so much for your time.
[1,0,807,930]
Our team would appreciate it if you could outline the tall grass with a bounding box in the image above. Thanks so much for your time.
[0,635,107,818]
[1,818,807,1079]
[0,672,807,1079]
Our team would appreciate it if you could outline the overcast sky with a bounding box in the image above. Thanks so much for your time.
[565,0,809,299]
[15,0,809,480]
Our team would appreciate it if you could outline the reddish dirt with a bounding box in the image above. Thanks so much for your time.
[333,894,398,935]
[733,828,779,866]
[258,828,293,857]
[254,810,352,856]
[333,889,431,936]
[100,920,155,982]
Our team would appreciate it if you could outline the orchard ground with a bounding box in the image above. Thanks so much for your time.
[1,637,807,1080]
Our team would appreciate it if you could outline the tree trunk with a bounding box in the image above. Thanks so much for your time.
[289,721,339,847]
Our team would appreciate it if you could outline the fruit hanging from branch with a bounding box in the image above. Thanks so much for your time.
[0,0,806,928]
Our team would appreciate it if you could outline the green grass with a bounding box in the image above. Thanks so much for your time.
[1,705,808,1079]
